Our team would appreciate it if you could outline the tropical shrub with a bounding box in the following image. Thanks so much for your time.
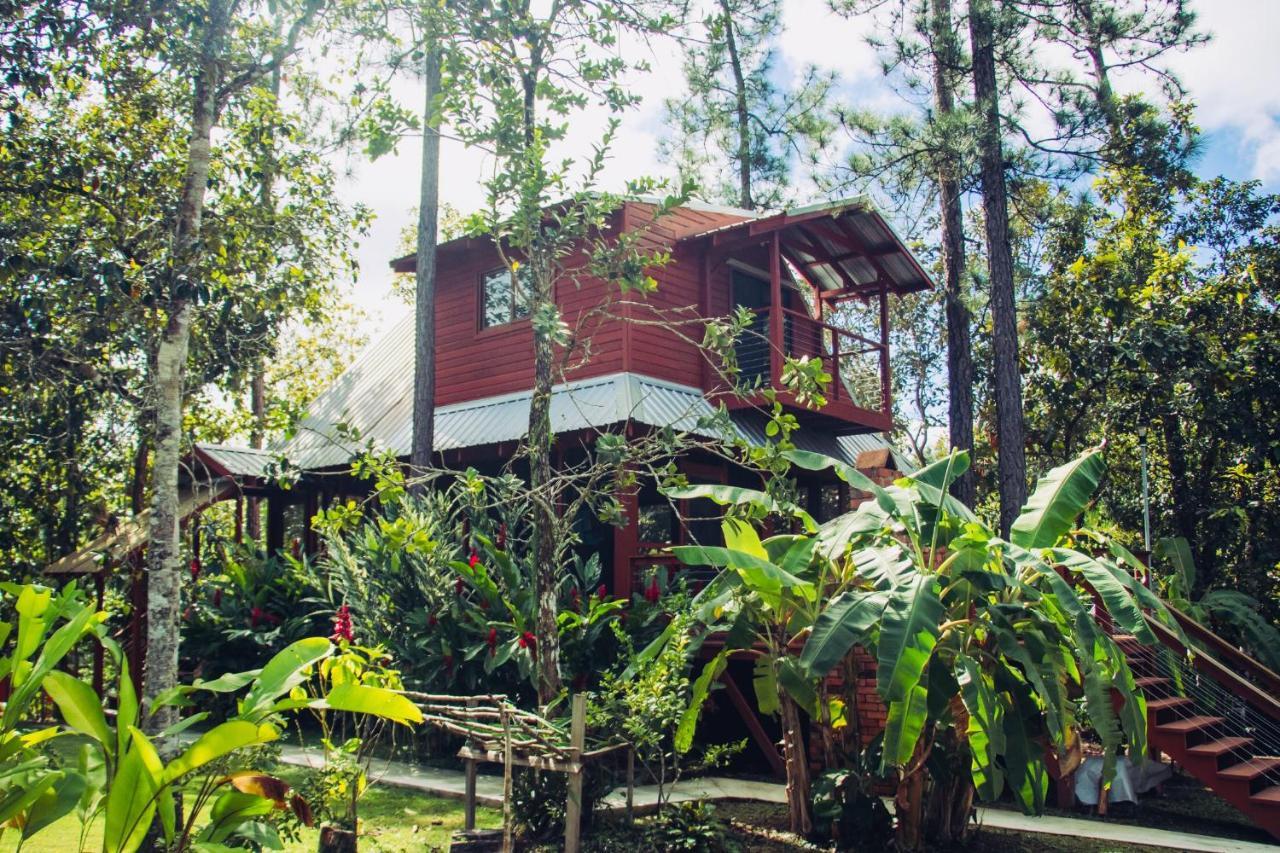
[671,447,1170,850]
[317,460,678,699]
[1153,535,1280,671]
[181,540,330,683]
[0,581,104,849]
[39,632,423,853]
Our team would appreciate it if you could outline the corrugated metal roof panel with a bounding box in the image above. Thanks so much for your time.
[279,360,907,474]
[193,445,278,479]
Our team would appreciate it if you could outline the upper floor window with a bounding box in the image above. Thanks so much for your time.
[481,266,532,329]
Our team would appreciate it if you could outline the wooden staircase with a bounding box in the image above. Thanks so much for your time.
[1113,611,1280,841]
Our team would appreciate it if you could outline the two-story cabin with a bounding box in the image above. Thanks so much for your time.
[202,197,929,590]
[47,196,932,685]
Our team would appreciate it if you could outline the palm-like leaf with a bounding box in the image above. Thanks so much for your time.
[1010,448,1105,549]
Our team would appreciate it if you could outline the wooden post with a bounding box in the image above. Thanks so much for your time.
[92,571,106,696]
[501,705,514,853]
[878,285,891,415]
[769,232,783,387]
[626,747,635,825]
[234,495,244,544]
[464,698,478,832]
[611,486,639,597]
[564,693,587,853]
[266,496,285,555]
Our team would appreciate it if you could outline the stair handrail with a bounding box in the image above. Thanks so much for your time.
[1142,608,1280,724]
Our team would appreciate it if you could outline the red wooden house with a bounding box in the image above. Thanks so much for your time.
[193,197,929,593]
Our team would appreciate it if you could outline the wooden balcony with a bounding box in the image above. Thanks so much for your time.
[726,305,892,434]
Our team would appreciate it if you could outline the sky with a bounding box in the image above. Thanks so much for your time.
[326,0,1280,336]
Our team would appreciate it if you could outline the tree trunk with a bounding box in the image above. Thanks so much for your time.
[968,0,1027,536]
[929,0,976,508]
[719,0,753,211]
[145,17,220,744]
[519,65,563,705]
[779,693,812,835]
[410,39,441,488]
[1162,412,1203,591]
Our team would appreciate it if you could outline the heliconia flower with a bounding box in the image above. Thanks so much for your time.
[518,631,536,649]
[468,551,480,568]
[486,627,498,655]
[189,558,201,581]
[596,584,606,601]
[644,578,661,604]
[250,606,263,628]
[330,603,354,643]
[496,523,507,549]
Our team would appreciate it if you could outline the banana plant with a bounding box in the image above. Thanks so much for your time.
[659,483,833,836]
[0,581,104,850]
[668,448,1172,850]
[42,635,424,853]
[1154,536,1280,672]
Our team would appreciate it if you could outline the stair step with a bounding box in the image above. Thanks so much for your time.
[1134,676,1170,691]
[1187,737,1255,757]
[1219,757,1280,781]
[1146,696,1194,713]
[1250,785,1280,806]
[1156,715,1225,734]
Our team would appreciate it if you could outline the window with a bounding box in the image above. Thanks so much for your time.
[481,266,532,329]
[637,502,677,544]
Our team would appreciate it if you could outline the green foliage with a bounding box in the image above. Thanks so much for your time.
[641,800,740,853]
[673,446,1161,826]
[810,768,894,851]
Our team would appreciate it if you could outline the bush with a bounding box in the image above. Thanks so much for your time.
[642,801,740,853]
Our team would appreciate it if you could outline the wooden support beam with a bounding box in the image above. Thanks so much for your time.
[878,286,891,415]
[565,694,587,853]
[721,668,786,778]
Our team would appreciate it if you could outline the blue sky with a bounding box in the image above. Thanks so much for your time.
[331,0,1280,329]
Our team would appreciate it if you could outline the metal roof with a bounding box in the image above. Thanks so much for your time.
[680,197,934,296]
[191,444,279,479]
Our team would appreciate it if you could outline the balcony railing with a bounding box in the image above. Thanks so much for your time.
[734,306,889,416]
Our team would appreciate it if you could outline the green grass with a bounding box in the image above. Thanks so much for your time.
[0,768,502,853]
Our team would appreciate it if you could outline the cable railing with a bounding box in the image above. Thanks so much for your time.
[731,308,889,415]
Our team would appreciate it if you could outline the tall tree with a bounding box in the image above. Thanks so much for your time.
[663,0,834,210]
[928,0,977,505]
[410,34,442,483]
[968,0,1026,536]
[140,0,330,740]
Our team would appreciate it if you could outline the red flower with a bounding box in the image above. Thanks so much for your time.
[644,578,661,604]
[250,606,263,628]
[518,631,536,649]
[596,584,606,601]
[468,551,480,568]
[569,586,581,610]
[189,558,201,581]
[182,605,192,622]
[486,627,498,656]
[428,612,438,628]
[330,604,355,643]
[497,523,507,549]
[212,588,222,607]
[455,577,465,595]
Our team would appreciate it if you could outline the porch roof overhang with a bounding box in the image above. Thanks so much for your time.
[681,197,935,298]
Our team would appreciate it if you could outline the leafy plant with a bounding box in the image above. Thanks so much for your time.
[810,767,893,851]
[1154,535,1280,671]
[641,801,739,853]
[671,447,1170,850]
[0,581,104,849]
[41,635,423,853]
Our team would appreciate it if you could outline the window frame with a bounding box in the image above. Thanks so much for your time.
[477,265,533,331]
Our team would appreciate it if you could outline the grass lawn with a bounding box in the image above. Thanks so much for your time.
[0,769,502,853]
